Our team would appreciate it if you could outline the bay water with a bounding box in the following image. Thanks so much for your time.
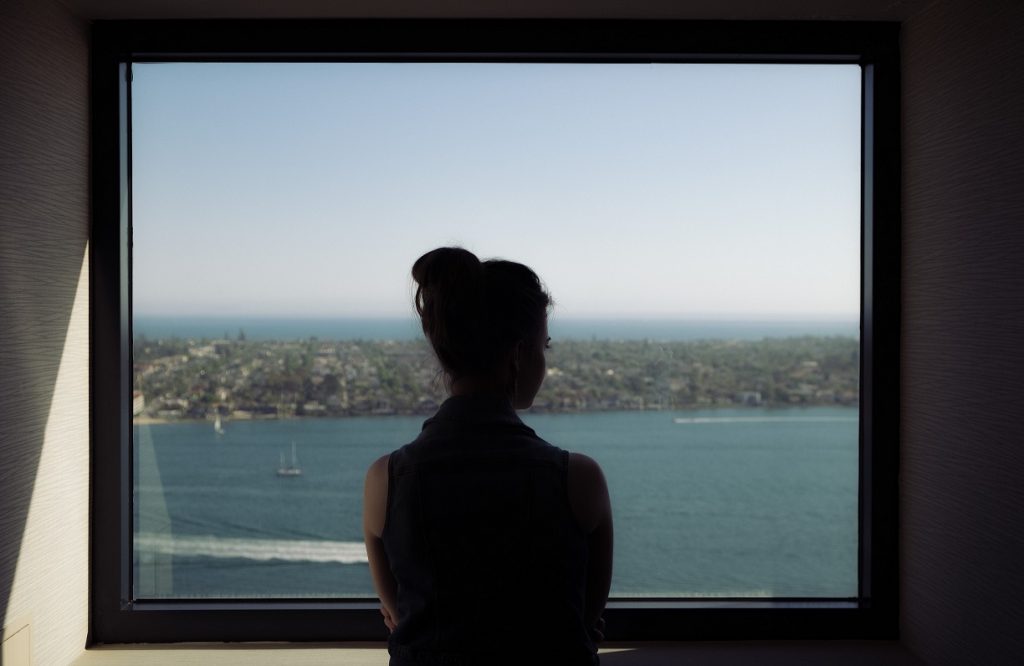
[134,406,858,600]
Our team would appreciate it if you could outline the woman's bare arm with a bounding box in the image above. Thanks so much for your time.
[363,453,399,631]
[568,452,613,642]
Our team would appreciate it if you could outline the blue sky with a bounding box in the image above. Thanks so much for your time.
[132,62,861,320]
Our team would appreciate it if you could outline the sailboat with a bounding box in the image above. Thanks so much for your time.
[277,441,302,477]
[213,411,225,436]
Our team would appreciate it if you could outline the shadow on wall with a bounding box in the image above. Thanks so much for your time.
[0,0,91,636]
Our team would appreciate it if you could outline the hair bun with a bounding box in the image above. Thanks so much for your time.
[411,247,482,293]
[412,248,485,374]
[412,246,550,381]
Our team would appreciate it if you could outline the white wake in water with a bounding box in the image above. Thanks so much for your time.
[673,416,858,425]
[135,532,368,564]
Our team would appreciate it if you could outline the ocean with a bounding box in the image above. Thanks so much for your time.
[134,406,858,600]
[132,315,859,342]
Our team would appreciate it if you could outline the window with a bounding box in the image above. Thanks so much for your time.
[91,19,900,642]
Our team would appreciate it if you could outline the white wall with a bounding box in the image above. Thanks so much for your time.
[0,0,91,664]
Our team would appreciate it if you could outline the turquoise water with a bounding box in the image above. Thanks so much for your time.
[133,407,858,599]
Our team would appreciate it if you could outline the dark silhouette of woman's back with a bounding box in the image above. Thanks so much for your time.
[363,247,612,666]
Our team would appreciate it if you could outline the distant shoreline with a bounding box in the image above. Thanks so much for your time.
[133,416,169,425]
[132,316,860,343]
[133,403,859,427]
[133,413,168,426]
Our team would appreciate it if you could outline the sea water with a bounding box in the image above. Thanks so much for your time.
[133,406,858,600]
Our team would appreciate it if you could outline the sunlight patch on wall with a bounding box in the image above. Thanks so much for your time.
[8,245,89,665]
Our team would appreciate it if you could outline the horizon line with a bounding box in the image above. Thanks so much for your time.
[134,313,860,322]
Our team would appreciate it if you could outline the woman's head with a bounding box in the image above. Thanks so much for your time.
[412,247,551,407]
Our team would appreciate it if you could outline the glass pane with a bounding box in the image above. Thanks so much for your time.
[131,62,860,599]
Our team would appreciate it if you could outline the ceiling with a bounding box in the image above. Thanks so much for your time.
[61,0,928,22]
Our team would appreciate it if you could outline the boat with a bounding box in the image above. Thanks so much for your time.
[277,441,302,477]
[214,412,225,436]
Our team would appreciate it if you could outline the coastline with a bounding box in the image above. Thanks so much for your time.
[132,403,859,427]
[133,416,169,425]
[134,336,860,425]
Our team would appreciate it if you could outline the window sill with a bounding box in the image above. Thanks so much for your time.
[74,641,922,665]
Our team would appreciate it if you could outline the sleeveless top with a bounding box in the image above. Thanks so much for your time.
[382,395,598,666]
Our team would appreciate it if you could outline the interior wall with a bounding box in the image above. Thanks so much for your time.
[2,0,1023,663]
[0,0,92,664]
[900,0,1024,664]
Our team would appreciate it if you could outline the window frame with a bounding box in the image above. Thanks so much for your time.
[90,18,900,644]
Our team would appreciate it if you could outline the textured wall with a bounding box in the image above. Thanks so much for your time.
[2,0,1023,663]
[0,0,91,664]
[901,0,1024,663]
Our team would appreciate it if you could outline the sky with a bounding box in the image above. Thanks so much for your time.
[131,62,861,320]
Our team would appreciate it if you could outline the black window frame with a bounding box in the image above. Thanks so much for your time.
[90,18,900,644]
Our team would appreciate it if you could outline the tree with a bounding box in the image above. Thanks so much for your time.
[322,374,341,395]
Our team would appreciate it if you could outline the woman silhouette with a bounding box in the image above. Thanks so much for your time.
[364,247,613,666]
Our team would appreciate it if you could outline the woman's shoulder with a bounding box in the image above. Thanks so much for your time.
[366,452,391,479]
[363,452,391,539]
[567,452,606,488]
[566,452,611,534]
